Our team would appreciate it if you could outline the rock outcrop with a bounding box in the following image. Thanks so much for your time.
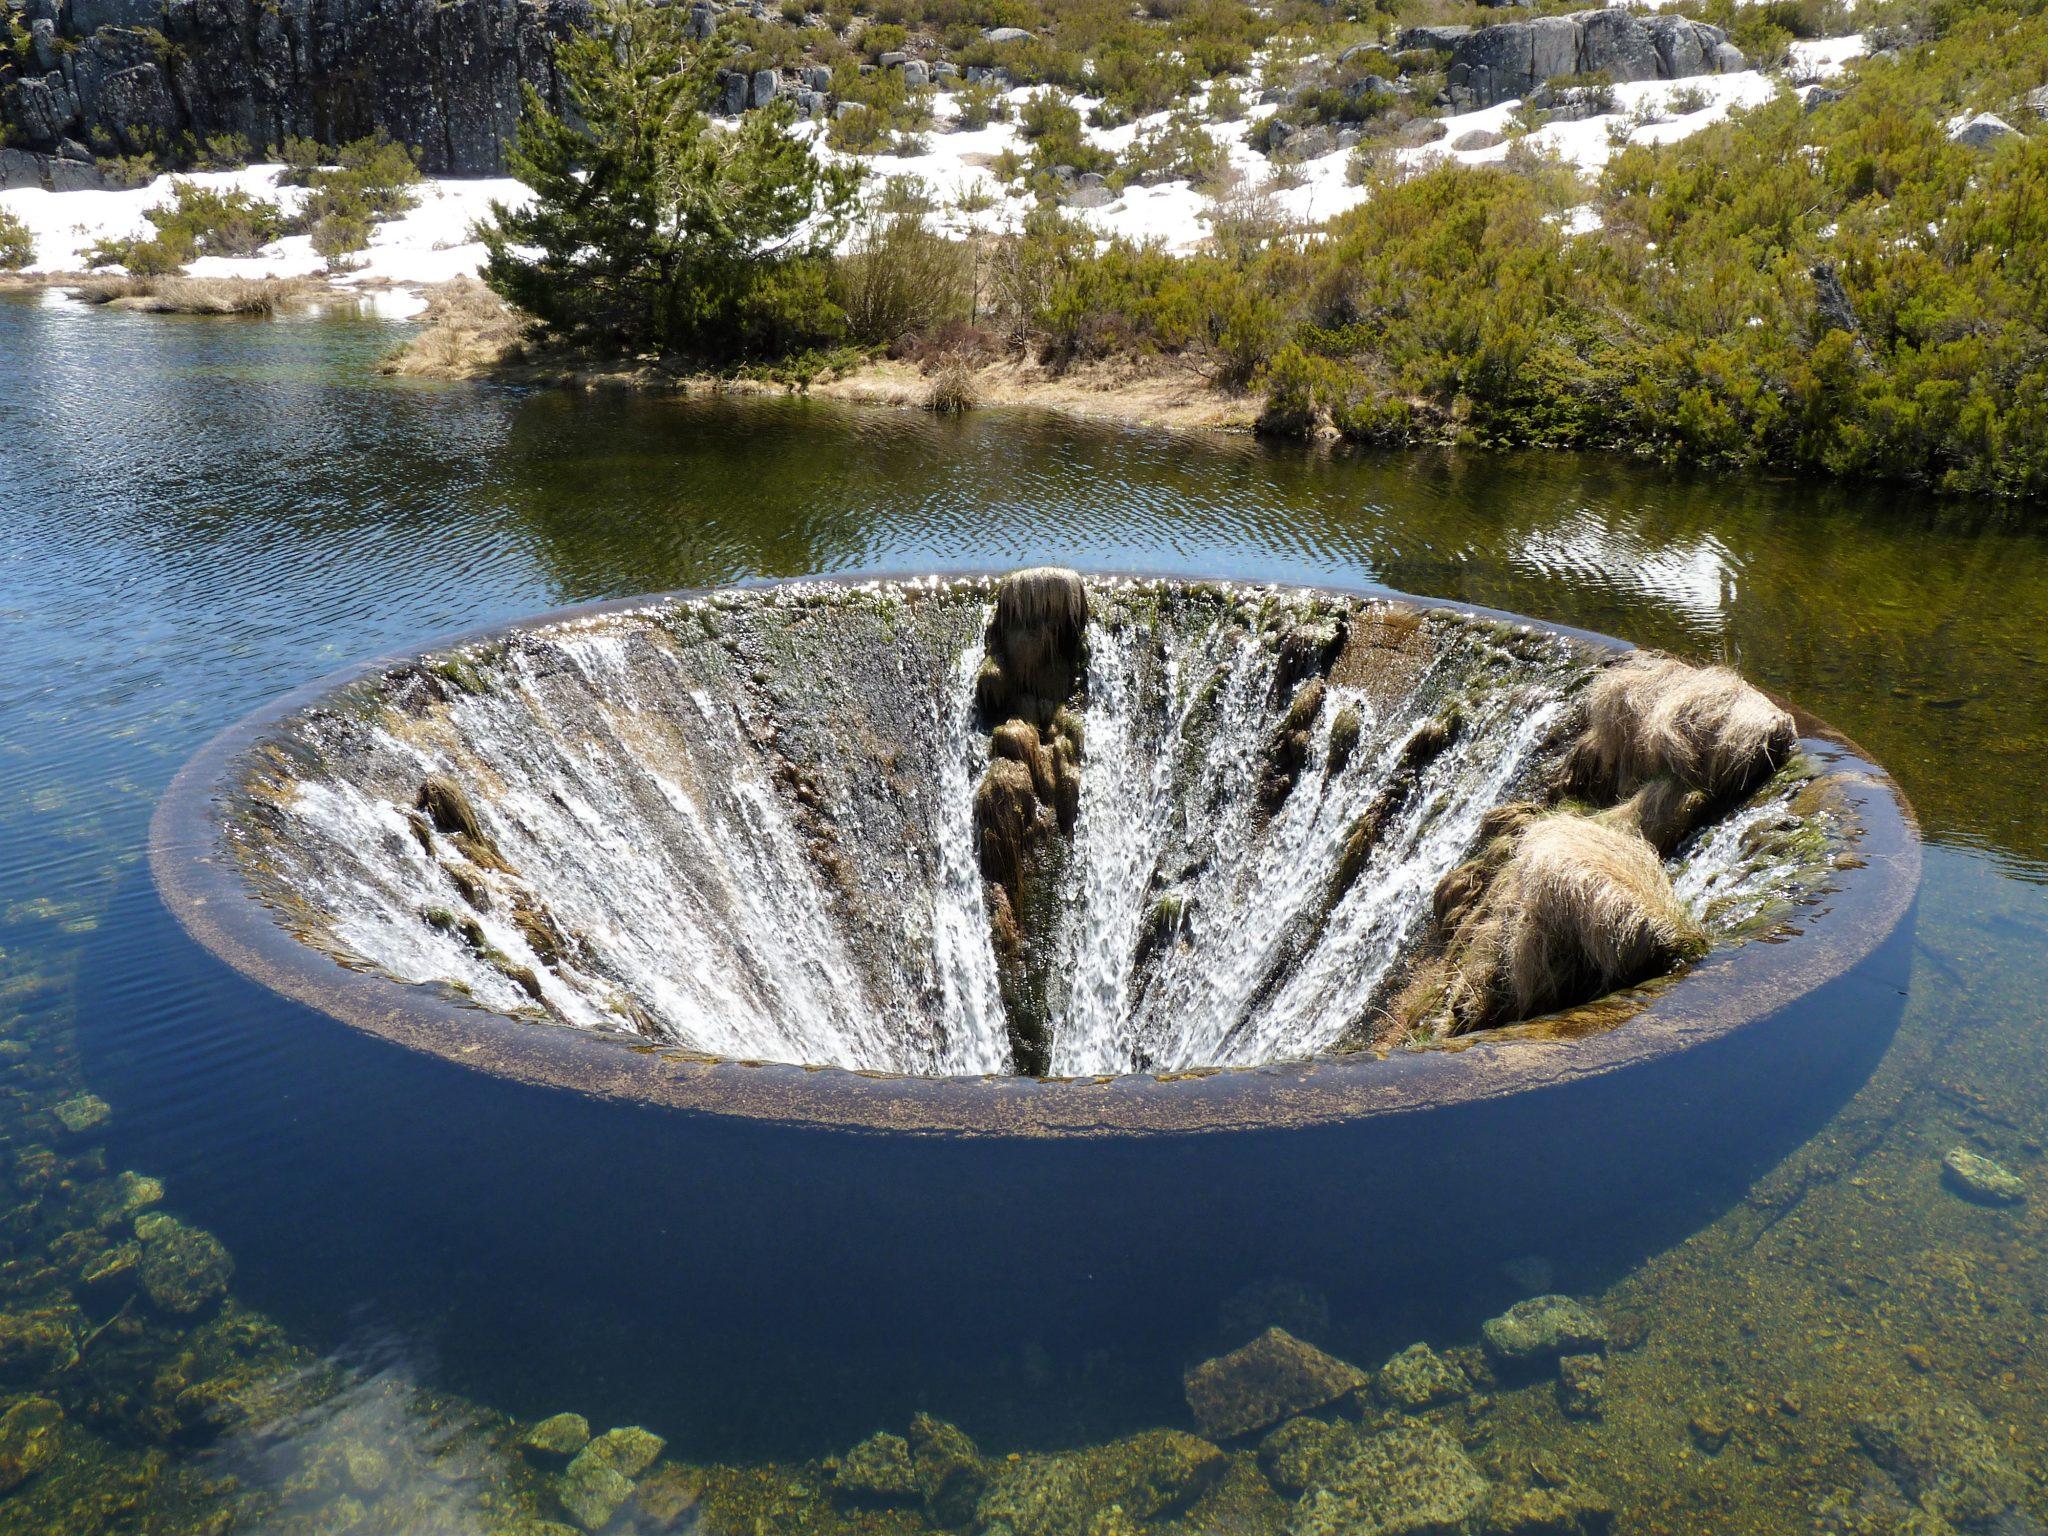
[0,0,589,176]
[972,568,1088,1075]
[1442,10,1745,111]
[1183,1327,1370,1440]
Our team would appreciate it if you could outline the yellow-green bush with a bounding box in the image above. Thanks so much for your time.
[86,181,289,273]
[0,206,33,270]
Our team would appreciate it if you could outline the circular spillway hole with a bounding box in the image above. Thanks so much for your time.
[190,573,1855,1091]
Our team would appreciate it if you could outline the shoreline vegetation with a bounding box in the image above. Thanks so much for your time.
[389,0,2044,502]
[8,0,2044,500]
[381,276,1264,430]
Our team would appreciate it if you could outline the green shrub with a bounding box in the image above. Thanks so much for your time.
[860,22,910,58]
[833,205,975,343]
[309,212,374,263]
[99,152,160,190]
[828,105,897,153]
[1120,112,1226,187]
[273,133,422,260]
[0,207,33,271]
[953,78,1009,129]
[1206,77,1247,121]
[86,181,289,272]
[826,59,933,152]
[1016,89,1115,176]
[481,0,861,363]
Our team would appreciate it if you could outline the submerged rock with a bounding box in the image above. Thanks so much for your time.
[0,1307,81,1383]
[1472,1481,1615,1534]
[580,1425,665,1479]
[835,1430,917,1502]
[521,1412,591,1464]
[1481,1296,1608,1367]
[1259,1416,1356,1497]
[1940,1148,2025,1205]
[1290,1420,1489,1536]
[1377,1343,1470,1411]
[79,1241,142,1298]
[631,1465,704,1529]
[909,1412,989,1527]
[1185,1327,1370,1440]
[975,1429,1224,1536]
[0,1396,62,1493]
[51,1093,111,1137]
[134,1213,234,1314]
[1854,1399,2027,1528]
[1556,1352,1605,1419]
[557,1454,635,1532]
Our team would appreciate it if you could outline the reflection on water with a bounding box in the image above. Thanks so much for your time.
[1,293,2045,1533]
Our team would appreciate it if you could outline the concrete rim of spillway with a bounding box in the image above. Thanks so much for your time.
[148,572,1922,1139]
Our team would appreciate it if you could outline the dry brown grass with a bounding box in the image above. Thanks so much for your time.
[1595,775,1714,856]
[70,274,311,314]
[1567,651,1796,803]
[926,361,977,415]
[801,354,1261,432]
[1419,812,1706,1037]
[379,277,529,378]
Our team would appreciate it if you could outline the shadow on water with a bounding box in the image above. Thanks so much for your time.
[83,850,1914,1461]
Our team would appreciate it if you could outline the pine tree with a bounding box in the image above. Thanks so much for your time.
[480,0,861,362]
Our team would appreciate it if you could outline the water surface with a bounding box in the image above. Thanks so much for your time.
[2,294,2044,1533]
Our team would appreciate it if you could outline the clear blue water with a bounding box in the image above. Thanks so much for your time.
[2,293,2045,1532]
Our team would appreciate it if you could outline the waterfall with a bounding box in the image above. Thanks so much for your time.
[1048,610,1570,1073]
[235,578,1814,1080]
[925,636,1011,1074]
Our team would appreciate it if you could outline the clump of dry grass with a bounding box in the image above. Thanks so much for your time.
[926,360,978,415]
[979,567,1089,725]
[70,274,308,314]
[1566,651,1796,803]
[379,277,529,378]
[1594,775,1714,856]
[1409,811,1707,1038]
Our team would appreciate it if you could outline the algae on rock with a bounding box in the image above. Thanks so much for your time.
[1184,1327,1370,1440]
[1289,1420,1490,1536]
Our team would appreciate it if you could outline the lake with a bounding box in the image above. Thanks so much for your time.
[1,292,2044,1534]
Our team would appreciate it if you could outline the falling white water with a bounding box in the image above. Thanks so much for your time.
[237,581,1813,1079]
[1048,611,1571,1074]
[925,636,1012,1074]
[1050,611,1201,1069]
[1671,780,1822,933]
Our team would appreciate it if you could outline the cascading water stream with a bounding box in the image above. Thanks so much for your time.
[231,578,1829,1080]
[925,636,1011,1074]
[1046,613,1574,1073]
